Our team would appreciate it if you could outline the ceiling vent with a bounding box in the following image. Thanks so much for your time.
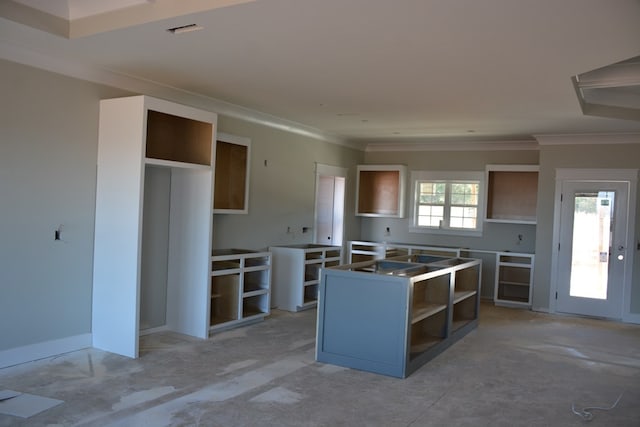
[166,24,203,34]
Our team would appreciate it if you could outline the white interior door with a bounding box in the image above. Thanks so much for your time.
[314,164,346,246]
[556,180,629,319]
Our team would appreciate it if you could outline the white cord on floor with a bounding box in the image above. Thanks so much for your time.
[571,393,623,421]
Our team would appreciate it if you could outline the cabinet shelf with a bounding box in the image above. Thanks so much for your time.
[243,289,268,298]
[409,336,443,358]
[499,281,529,287]
[210,249,271,331]
[499,262,531,268]
[451,319,472,332]
[453,290,477,304]
[244,265,270,273]
[144,158,211,170]
[211,316,237,326]
[411,303,447,324]
[212,268,241,276]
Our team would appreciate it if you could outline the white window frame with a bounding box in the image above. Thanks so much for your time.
[409,170,485,236]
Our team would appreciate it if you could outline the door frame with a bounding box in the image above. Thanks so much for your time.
[313,163,348,247]
[549,168,638,322]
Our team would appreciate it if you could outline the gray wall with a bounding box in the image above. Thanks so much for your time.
[2,56,639,356]
[534,143,640,313]
[213,116,364,251]
[140,166,171,330]
[363,144,640,316]
[362,149,539,253]
[0,59,128,350]
[0,59,364,353]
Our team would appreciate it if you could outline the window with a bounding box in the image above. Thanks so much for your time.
[411,171,484,235]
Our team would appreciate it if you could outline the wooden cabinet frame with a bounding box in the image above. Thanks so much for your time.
[213,132,250,214]
[356,164,407,218]
[485,164,539,224]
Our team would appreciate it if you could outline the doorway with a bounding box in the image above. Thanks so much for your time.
[314,164,347,247]
[553,169,637,320]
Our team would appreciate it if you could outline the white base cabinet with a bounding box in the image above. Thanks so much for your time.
[349,241,535,306]
[270,244,342,312]
[210,249,271,331]
[494,252,534,307]
[348,241,461,264]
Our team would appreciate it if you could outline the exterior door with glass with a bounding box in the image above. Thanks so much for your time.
[556,180,629,319]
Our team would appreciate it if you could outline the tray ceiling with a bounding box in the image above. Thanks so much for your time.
[2,0,639,147]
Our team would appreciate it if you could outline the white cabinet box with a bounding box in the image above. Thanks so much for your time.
[93,95,216,358]
[270,244,342,312]
[210,249,271,331]
[494,252,534,307]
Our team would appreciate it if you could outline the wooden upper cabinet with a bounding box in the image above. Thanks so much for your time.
[146,110,213,166]
[213,133,250,214]
[485,165,539,224]
[356,165,407,218]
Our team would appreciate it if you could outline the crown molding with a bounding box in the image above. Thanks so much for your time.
[364,139,539,152]
[535,133,640,146]
[0,40,360,149]
[2,0,257,39]
[0,1,68,37]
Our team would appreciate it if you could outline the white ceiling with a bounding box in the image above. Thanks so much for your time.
[2,0,640,147]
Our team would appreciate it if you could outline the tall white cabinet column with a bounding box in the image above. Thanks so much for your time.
[92,95,217,358]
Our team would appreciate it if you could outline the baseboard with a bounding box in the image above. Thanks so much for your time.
[531,306,550,313]
[139,325,169,336]
[622,312,640,325]
[0,333,92,369]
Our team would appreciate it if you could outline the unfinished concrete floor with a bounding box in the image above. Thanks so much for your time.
[1,303,639,426]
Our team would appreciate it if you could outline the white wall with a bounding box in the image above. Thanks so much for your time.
[0,59,364,363]
[212,115,364,251]
[534,142,640,314]
[0,59,128,352]
[363,143,640,318]
[3,54,637,365]
[362,149,540,252]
